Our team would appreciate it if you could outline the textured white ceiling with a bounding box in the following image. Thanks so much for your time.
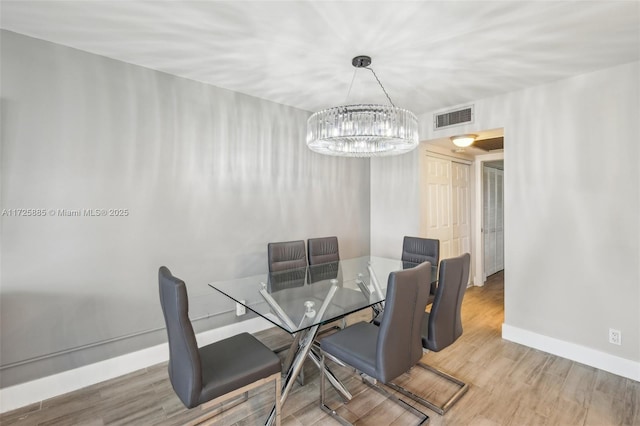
[1,1,639,115]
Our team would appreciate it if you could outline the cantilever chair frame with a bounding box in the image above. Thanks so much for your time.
[319,354,429,426]
[386,362,468,415]
[188,373,282,426]
[386,253,471,415]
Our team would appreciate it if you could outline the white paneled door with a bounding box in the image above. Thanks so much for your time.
[423,155,470,261]
[452,162,471,256]
[424,156,452,258]
[483,166,504,279]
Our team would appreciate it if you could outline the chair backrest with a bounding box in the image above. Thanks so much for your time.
[267,240,307,272]
[423,253,471,352]
[307,236,340,265]
[158,266,202,408]
[401,236,440,267]
[376,261,432,383]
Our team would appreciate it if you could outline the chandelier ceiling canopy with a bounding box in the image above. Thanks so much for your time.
[306,56,419,158]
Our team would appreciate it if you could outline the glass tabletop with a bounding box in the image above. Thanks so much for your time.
[209,256,437,334]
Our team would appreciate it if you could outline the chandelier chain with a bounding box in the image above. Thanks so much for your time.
[365,67,395,107]
[344,68,357,104]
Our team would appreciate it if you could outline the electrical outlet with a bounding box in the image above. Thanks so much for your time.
[609,328,621,345]
[236,301,246,316]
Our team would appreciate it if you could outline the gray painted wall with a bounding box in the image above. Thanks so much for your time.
[500,61,639,362]
[371,61,640,362]
[370,150,420,257]
[0,31,371,387]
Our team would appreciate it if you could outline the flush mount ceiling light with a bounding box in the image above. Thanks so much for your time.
[306,56,419,157]
[451,134,477,148]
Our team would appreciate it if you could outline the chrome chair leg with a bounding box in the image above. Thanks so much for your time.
[308,348,352,402]
[386,362,468,415]
[319,355,429,426]
[319,353,352,426]
[359,375,429,425]
[192,390,248,423]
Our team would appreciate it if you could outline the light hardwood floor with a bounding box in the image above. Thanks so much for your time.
[2,272,639,425]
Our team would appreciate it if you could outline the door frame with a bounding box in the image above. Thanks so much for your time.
[473,152,504,286]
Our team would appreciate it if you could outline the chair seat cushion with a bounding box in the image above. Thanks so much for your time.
[198,332,281,404]
[320,321,379,379]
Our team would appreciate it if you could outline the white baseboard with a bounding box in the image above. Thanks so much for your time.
[502,323,640,381]
[0,317,274,414]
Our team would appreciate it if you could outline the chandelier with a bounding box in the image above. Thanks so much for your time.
[306,56,419,157]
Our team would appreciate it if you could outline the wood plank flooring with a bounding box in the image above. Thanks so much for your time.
[3,271,639,425]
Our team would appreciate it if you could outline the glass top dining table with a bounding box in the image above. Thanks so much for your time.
[209,255,438,425]
[209,256,438,335]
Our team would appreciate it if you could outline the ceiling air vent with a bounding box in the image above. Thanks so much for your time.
[434,105,474,129]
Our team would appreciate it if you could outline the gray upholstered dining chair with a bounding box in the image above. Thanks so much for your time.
[306,237,340,283]
[307,236,339,265]
[267,240,308,292]
[387,252,471,415]
[307,237,340,283]
[267,240,307,272]
[402,236,440,266]
[318,261,432,425]
[402,236,440,301]
[158,267,282,425]
[372,235,440,325]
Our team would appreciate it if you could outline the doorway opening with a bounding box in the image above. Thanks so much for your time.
[419,130,505,290]
[482,160,504,281]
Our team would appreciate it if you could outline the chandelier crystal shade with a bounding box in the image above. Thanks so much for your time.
[306,104,419,157]
[306,56,419,157]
